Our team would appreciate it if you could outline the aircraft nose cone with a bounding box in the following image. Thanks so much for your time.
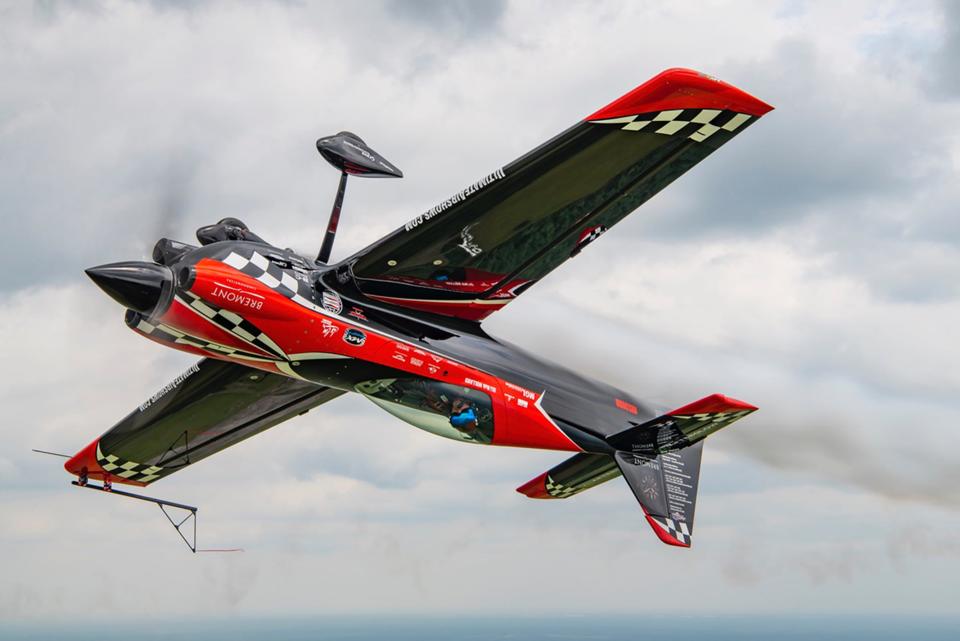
[85,261,172,313]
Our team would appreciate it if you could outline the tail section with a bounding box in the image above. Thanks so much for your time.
[516,393,757,547]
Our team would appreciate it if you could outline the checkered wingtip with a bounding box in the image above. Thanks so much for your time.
[590,108,752,143]
[544,474,579,498]
[96,444,164,483]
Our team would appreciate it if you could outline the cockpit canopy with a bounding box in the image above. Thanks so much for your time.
[357,377,494,444]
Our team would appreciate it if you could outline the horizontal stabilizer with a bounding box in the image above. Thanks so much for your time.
[607,393,756,455]
[517,452,620,499]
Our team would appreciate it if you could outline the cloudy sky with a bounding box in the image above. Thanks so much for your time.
[2,0,959,630]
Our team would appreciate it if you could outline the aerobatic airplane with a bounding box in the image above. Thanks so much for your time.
[58,68,772,550]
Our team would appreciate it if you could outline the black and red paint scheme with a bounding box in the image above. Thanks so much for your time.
[65,68,771,548]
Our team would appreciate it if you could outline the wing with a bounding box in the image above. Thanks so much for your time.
[64,359,345,486]
[348,68,773,321]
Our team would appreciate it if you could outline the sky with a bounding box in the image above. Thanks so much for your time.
[1,0,959,630]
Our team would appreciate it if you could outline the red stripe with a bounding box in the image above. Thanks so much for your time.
[615,398,638,415]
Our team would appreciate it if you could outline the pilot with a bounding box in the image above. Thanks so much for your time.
[448,397,479,433]
[418,385,478,432]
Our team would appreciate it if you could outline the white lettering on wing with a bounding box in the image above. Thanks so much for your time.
[404,168,506,231]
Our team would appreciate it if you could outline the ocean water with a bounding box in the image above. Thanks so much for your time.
[1,616,958,641]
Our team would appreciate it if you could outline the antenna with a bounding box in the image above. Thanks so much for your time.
[32,449,70,458]
[315,131,402,264]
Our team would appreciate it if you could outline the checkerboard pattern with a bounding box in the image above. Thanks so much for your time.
[572,225,608,256]
[673,409,754,442]
[135,316,276,362]
[544,474,579,498]
[650,516,690,545]
[96,444,164,483]
[222,251,326,315]
[590,108,752,143]
[178,290,286,359]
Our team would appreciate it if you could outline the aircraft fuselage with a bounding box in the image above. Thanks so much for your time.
[90,239,660,455]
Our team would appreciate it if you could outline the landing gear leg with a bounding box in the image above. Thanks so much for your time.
[78,469,88,487]
[103,477,112,492]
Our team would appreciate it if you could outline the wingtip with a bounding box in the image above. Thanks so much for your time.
[587,67,773,122]
[63,439,147,487]
[668,393,758,416]
[516,472,554,499]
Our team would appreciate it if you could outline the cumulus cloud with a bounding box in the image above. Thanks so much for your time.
[929,0,960,97]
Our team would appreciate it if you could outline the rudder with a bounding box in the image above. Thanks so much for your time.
[615,441,704,547]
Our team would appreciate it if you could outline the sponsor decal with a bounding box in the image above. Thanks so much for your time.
[265,255,291,269]
[504,392,531,408]
[214,278,260,293]
[410,357,424,368]
[343,328,366,347]
[639,473,660,500]
[458,224,482,257]
[322,290,343,315]
[210,285,264,310]
[392,353,407,363]
[347,306,368,321]
[404,167,505,231]
[343,139,377,163]
[138,363,201,412]
[320,318,339,338]
[615,398,639,415]
[504,381,536,400]
[427,364,440,375]
[464,377,498,394]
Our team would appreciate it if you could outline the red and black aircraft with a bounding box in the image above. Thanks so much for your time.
[62,68,772,549]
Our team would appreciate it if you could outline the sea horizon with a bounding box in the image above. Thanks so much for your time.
[2,613,958,641]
